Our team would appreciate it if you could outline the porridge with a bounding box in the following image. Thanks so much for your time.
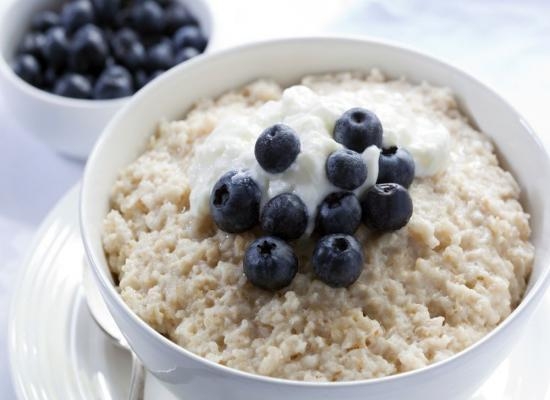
[102,70,533,381]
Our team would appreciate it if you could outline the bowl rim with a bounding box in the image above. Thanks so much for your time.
[81,35,550,387]
[0,0,215,108]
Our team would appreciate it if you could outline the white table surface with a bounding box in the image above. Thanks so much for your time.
[1,0,549,398]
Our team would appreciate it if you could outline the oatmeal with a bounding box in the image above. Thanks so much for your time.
[102,70,533,381]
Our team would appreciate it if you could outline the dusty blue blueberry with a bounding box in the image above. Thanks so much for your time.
[315,192,362,235]
[254,124,301,174]
[244,236,298,291]
[260,193,308,240]
[174,46,199,64]
[131,1,165,34]
[43,27,69,69]
[69,24,108,73]
[312,234,363,288]
[31,11,60,32]
[333,107,383,152]
[61,0,95,33]
[54,73,92,99]
[377,146,415,188]
[326,149,367,190]
[173,25,207,51]
[12,54,42,87]
[361,183,413,231]
[210,170,261,233]
[112,28,146,70]
[93,65,133,99]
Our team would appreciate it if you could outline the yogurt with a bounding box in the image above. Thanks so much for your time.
[188,84,450,232]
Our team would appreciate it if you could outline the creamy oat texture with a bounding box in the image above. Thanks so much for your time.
[103,70,534,381]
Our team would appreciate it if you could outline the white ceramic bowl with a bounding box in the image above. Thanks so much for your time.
[81,37,550,400]
[0,0,214,160]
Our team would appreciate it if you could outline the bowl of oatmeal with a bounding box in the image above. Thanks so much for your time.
[80,37,550,400]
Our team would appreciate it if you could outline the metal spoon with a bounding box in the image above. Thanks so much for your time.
[82,259,146,400]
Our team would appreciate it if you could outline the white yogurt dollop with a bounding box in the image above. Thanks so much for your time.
[188,84,450,232]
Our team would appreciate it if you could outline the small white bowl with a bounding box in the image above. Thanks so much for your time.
[81,37,550,400]
[0,0,215,160]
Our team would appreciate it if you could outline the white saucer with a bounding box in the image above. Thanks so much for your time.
[8,185,550,400]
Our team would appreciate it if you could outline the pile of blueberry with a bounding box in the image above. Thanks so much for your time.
[210,108,415,291]
[11,0,207,99]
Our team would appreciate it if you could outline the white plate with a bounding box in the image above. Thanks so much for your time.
[8,185,550,400]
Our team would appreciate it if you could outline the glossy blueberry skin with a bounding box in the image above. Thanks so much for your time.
[145,39,174,71]
[93,65,133,99]
[91,0,120,25]
[326,149,368,190]
[54,73,92,99]
[112,28,146,70]
[244,236,298,291]
[12,54,42,87]
[333,107,383,153]
[61,0,95,33]
[131,1,165,34]
[210,170,262,233]
[315,192,362,235]
[17,32,46,61]
[254,123,301,174]
[31,11,60,32]
[173,25,207,51]
[260,193,308,240]
[377,146,415,188]
[174,46,199,64]
[69,24,108,73]
[43,27,69,69]
[361,183,413,232]
[164,2,196,34]
[312,234,364,288]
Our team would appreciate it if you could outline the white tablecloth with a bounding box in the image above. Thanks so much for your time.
[1,0,549,398]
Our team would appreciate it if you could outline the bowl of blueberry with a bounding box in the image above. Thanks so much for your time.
[0,0,213,159]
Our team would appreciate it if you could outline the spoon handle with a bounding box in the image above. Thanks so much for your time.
[128,352,146,400]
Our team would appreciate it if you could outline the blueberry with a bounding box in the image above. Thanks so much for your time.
[260,193,308,240]
[31,11,60,32]
[54,73,92,99]
[112,28,146,70]
[377,146,415,188]
[361,183,413,232]
[61,0,95,33]
[164,2,196,34]
[91,0,120,25]
[173,25,207,51]
[43,67,58,89]
[145,39,174,70]
[315,192,362,235]
[333,108,383,153]
[326,149,367,190]
[12,54,42,87]
[210,170,261,233]
[131,1,165,34]
[17,32,46,60]
[69,24,108,73]
[93,65,134,99]
[174,46,199,64]
[244,236,298,291]
[312,234,363,288]
[134,69,148,89]
[254,124,300,174]
[134,69,164,89]
[43,27,69,69]
[114,7,132,28]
